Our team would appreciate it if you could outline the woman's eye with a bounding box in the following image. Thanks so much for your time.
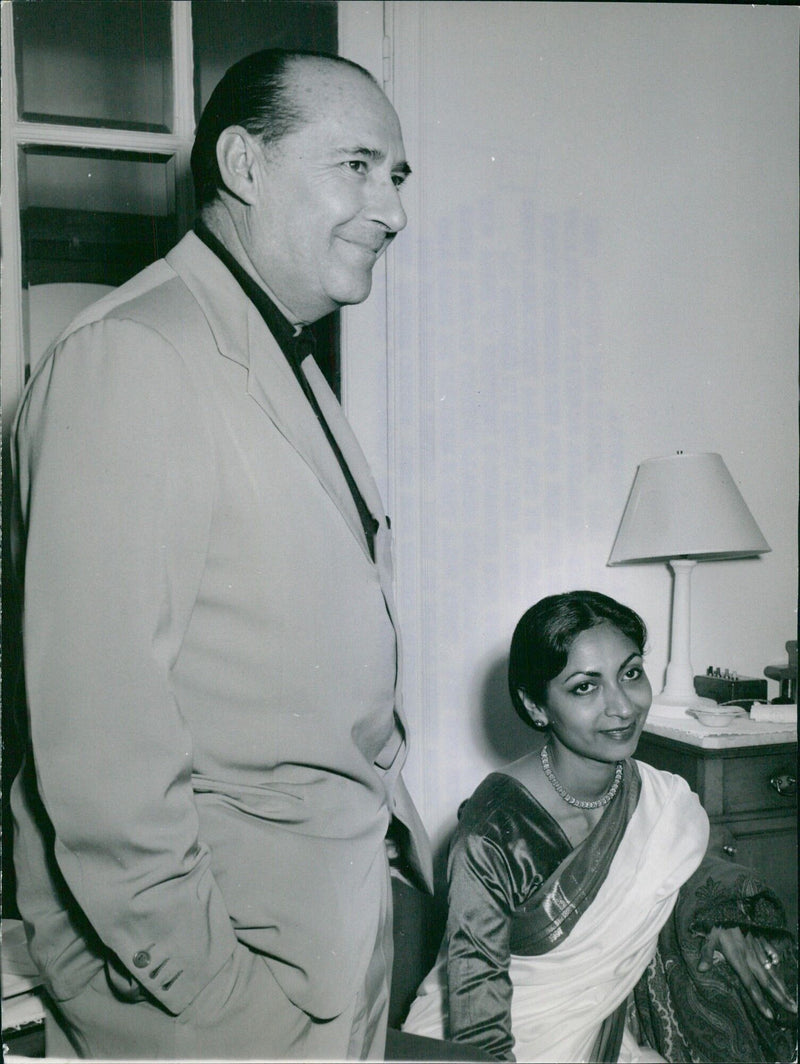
[391,172,407,188]
[623,666,643,682]
[572,681,596,695]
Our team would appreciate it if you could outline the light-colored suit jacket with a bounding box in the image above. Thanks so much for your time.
[11,232,432,1023]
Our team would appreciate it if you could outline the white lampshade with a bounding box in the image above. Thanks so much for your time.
[608,452,770,564]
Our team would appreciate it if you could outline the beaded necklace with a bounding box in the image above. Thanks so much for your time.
[540,743,623,810]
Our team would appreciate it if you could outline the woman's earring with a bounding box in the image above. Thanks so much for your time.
[519,690,548,731]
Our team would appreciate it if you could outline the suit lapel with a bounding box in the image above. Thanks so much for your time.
[167,234,377,561]
[300,355,386,524]
[246,310,374,557]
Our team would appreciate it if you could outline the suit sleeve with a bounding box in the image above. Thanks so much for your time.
[15,318,239,1013]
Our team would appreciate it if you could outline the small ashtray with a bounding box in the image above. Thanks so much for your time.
[688,705,746,727]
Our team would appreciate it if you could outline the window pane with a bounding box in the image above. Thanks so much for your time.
[14,0,173,132]
[19,147,177,288]
[192,0,337,118]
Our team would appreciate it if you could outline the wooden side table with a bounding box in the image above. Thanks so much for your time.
[636,715,797,930]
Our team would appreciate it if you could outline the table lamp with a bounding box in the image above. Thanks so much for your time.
[607,452,770,719]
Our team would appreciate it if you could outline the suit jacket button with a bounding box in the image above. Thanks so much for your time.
[132,950,151,969]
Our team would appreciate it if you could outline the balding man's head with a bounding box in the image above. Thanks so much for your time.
[191,49,378,212]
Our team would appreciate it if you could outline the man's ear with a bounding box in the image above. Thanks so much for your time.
[518,690,549,728]
[215,126,262,205]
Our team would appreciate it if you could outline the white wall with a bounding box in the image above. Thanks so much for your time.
[342,2,799,861]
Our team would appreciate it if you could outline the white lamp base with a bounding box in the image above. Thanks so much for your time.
[646,558,719,722]
[648,693,718,720]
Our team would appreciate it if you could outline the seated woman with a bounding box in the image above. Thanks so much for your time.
[403,591,797,1062]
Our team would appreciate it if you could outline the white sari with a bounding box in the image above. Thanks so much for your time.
[403,762,709,1062]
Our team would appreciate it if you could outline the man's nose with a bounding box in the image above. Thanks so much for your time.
[366,178,407,234]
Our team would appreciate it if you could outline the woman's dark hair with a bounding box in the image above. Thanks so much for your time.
[191,48,378,211]
[508,590,647,726]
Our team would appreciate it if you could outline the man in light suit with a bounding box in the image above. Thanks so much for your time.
[10,49,432,1060]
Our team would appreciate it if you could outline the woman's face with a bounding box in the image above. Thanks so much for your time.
[533,621,652,765]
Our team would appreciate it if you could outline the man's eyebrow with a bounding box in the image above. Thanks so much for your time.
[339,146,412,175]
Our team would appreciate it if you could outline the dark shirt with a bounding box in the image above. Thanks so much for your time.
[194,221,378,560]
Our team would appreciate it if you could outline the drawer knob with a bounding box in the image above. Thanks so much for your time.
[722,843,737,857]
[769,773,797,797]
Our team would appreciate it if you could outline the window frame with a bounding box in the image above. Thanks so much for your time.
[0,1,196,433]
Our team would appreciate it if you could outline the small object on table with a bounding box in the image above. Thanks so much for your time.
[694,671,767,709]
[688,704,747,728]
[764,640,797,705]
[751,703,796,724]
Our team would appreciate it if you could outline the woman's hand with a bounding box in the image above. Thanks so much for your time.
[697,926,797,1020]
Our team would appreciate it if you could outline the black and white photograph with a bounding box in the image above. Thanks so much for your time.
[1,3,797,1062]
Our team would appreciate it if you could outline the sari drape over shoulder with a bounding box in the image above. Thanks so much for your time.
[505,762,706,1062]
[404,761,708,1062]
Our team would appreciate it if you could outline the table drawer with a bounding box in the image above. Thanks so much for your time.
[715,811,798,932]
[720,749,797,815]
